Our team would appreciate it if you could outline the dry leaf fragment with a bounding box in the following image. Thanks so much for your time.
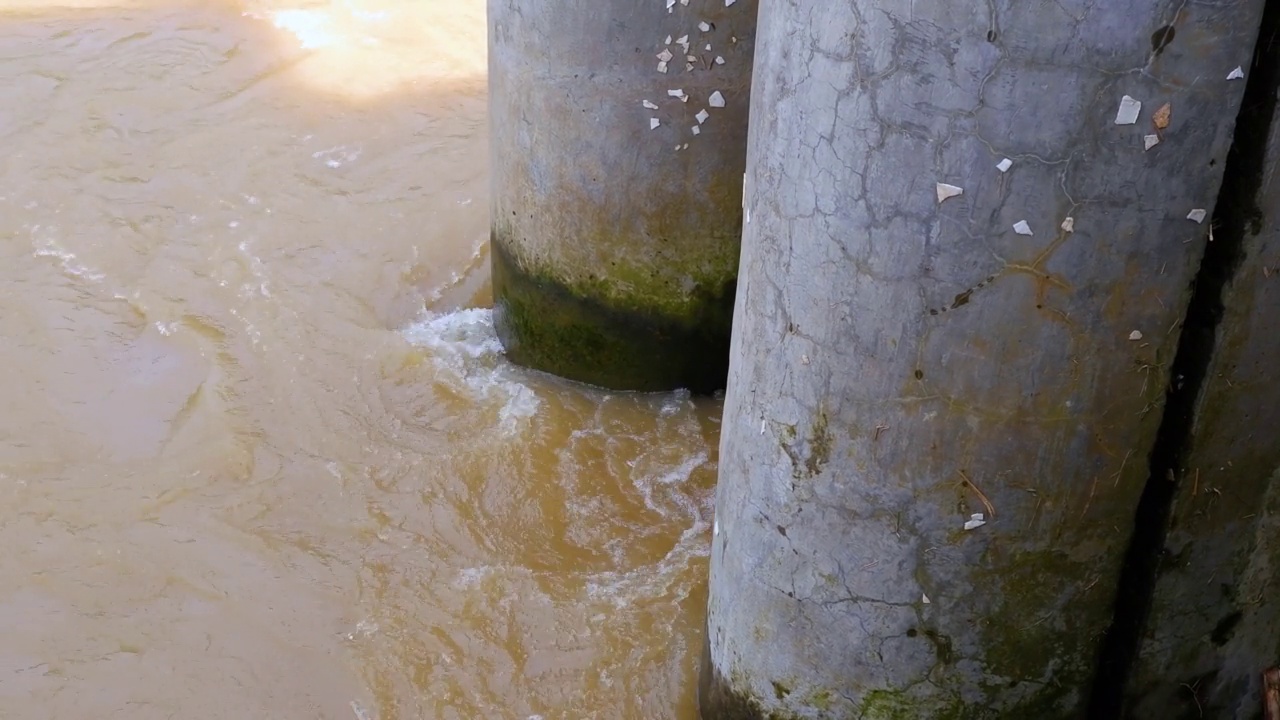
[1152,102,1171,130]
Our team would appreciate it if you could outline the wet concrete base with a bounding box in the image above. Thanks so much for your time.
[491,237,735,394]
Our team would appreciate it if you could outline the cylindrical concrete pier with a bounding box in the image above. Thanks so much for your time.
[700,2,1263,718]
[487,0,756,393]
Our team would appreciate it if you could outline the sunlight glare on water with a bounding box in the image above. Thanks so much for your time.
[0,0,721,717]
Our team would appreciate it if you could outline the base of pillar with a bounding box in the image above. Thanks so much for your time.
[490,237,734,394]
[698,633,781,720]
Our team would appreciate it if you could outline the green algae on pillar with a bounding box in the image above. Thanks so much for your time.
[487,0,756,393]
[700,2,1264,718]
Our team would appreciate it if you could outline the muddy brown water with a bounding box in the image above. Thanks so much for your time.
[0,2,721,717]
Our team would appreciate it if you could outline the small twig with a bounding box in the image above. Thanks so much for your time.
[1180,682,1203,718]
[873,424,889,441]
[1081,475,1098,519]
[957,470,996,518]
[1112,449,1134,487]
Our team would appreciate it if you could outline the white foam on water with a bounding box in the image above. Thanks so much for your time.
[584,518,710,608]
[400,308,540,432]
[312,145,363,169]
[657,388,693,417]
[344,619,379,641]
[32,234,104,283]
[350,699,374,720]
[237,239,272,298]
[632,450,709,520]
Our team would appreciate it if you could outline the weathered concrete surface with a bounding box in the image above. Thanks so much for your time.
[700,2,1263,718]
[1126,14,1280,714]
[488,0,756,393]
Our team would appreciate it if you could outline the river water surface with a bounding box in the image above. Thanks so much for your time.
[0,1,721,717]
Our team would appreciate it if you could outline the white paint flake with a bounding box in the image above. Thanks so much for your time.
[1061,216,1075,233]
[715,55,725,65]
[1115,95,1141,125]
[1013,220,1033,236]
[685,62,694,71]
[650,118,661,130]
[665,35,672,45]
[726,0,736,5]
[680,0,689,5]
[922,593,931,604]
[668,88,687,100]
[708,90,726,107]
[686,54,697,62]
[996,157,1012,172]
[705,43,712,51]
[714,518,719,536]
[657,48,673,62]
[699,21,710,31]
[1187,208,1207,224]
[691,125,701,135]
[963,513,986,531]
[1129,330,1143,341]
[935,183,963,203]
[666,0,674,8]
[643,100,658,110]
[1144,134,1160,151]
[657,61,668,73]
[676,34,688,45]
[1227,66,1245,80]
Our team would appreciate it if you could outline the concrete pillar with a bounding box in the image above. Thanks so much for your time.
[700,3,1263,718]
[1124,11,1280,715]
[487,0,756,393]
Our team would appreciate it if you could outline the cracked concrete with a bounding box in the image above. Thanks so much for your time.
[701,1,1263,717]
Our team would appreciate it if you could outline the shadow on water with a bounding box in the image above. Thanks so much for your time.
[0,2,721,719]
